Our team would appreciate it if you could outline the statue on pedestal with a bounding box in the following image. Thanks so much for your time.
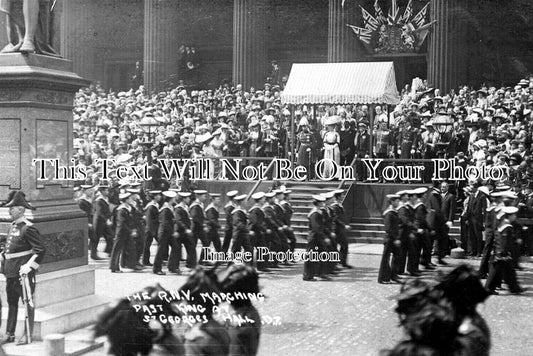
[0,0,57,55]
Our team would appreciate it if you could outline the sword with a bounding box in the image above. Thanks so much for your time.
[19,274,33,344]
[51,0,57,12]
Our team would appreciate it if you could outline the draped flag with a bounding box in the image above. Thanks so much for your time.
[360,6,379,31]
[412,3,429,28]
[374,0,386,24]
[347,24,372,44]
[402,0,413,23]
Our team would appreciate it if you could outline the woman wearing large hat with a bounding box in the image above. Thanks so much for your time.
[321,116,341,179]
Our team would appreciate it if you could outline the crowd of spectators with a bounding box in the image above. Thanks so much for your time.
[72,75,533,191]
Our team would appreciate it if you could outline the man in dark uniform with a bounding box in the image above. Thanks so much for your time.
[273,190,289,252]
[330,189,352,269]
[1,191,45,344]
[230,194,253,260]
[142,190,161,266]
[397,190,418,276]
[92,184,114,255]
[279,188,297,253]
[174,192,196,270]
[153,191,181,275]
[378,194,401,283]
[222,190,238,252]
[127,188,145,269]
[263,192,283,258]
[191,190,209,265]
[303,195,329,281]
[109,192,138,273]
[426,182,447,265]
[441,182,456,256]
[485,206,526,294]
[465,184,490,257]
[412,187,433,270]
[248,192,268,271]
[76,185,98,260]
[204,193,222,253]
[478,191,505,278]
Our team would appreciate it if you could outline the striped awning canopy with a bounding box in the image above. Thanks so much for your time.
[281,62,400,105]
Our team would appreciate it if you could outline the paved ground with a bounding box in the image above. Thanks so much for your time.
[85,244,533,356]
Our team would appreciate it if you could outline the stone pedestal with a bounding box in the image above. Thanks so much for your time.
[0,53,109,340]
[232,0,268,89]
[144,0,181,92]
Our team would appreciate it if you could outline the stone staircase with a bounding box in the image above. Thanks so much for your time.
[215,181,462,246]
[348,216,462,244]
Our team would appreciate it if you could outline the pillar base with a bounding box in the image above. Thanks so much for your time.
[0,266,111,341]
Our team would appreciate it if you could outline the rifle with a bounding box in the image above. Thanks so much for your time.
[19,274,33,344]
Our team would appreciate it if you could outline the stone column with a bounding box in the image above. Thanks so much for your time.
[60,0,94,80]
[328,0,356,62]
[144,0,181,92]
[428,0,468,93]
[232,0,268,90]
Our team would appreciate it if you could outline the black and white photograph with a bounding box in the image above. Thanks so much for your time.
[0,0,532,355]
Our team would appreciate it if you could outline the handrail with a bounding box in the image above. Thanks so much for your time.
[246,158,277,201]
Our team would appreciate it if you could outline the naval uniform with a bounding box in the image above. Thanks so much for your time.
[92,194,114,254]
[485,222,522,293]
[248,204,268,270]
[175,202,196,269]
[413,201,429,267]
[231,207,252,257]
[330,202,348,266]
[262,204,283,255]
[2,217,45,336]
[153,202,181,273]
[303,207,327,280]
[378,207,400,283]
[143,201,160,265]
[77,196,96,258]
[109,203,137,271]
[280,200,296,252]
[478,204,500,277]
[205,203,222,252]
[397,203,416,274]
[222,202,235,252]
[190,201,209,264]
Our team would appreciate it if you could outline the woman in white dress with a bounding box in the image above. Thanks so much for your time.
[322,123,340,179]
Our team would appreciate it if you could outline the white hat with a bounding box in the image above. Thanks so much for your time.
[312,195,326,202]
[234,194,247,201]
[227,190,239,198]
[386,194,401,200]
[478,186,490,196]
[322,192,335,199]
[178,192,192,198]
[265,192,276,198]
[413,187,428,195]
[119,192,132,200]
[194,190,208,195]
[251,192,265,200]
[162,191,177,198]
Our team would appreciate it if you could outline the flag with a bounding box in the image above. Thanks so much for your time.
[387,0,400,24]
[412,20,435,48]
[402,0,413,23]
[360,6,379,31]
[347,24,372,44]
[412,3,429,28]
[374,0,386,24]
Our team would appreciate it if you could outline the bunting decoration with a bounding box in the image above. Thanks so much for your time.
[347,0,434,54]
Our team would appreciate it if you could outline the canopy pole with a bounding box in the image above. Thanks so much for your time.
[369,104,375,157]
[290,105,295,168]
